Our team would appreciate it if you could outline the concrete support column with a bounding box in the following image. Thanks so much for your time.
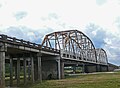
[23,57,27,85]
[0,45,6,88]
[31,56,34,83]
[96,64,99,72]
[14,63,17,80]
[28,59,31,81]
[100,65,102,72]
[10,57,13,87]
[73,65,76,74]
[56,59,61,79]
[107,65,109,71]
[60,61,64,79]
[37,53,42,82]
[84,65,88,73]
[17,58,20,87]
[82,63,85,73]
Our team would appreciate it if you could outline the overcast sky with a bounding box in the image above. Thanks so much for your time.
[0,0,120,65]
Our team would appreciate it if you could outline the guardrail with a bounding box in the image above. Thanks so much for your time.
[0,34,41,48]
[0,34,60,53]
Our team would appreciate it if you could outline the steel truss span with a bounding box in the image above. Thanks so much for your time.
[96,49,108,65]
[42,30,108,65]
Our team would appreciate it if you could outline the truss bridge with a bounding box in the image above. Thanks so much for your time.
[0,30,108,88]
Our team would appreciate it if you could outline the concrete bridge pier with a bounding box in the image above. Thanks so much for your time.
[96,64,102,72]
[83,64,98,73]
[73,65,76,74]
[9,56,13,87]
[60,60,64,79]
[41,56,64,80]
[100,65,108,72]
[17,58,20,86]
[23,56,27,85]
[14,63,17,80]
[9,56,26,87]
[0,43,6,88]
[7,53,42,87]
[42,59,57,80]
[30,56,35,83]
[56,59,61,79]
[28,59,31,81]
[29,53,42,82]
[96,64,108,72]
[84,64,89,73]
[9,56,22,87]
[82,63,85,73]
[37,53,42,82]
[56,59,65,79]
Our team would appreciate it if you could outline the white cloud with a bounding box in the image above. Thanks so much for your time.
[14,11,27,21]
[96,0,107,6]
[0,0,120,30]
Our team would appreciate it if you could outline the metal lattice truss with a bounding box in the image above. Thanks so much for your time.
[96,49,108,65]
[42,30,108,65]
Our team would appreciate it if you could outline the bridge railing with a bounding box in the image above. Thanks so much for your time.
[0,34,41,48]
[60,49,87,61]
[41,46,60,53]
[0,34,60,53]
[60,49,108,65]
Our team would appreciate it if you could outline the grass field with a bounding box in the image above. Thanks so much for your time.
[22,72,120,88]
